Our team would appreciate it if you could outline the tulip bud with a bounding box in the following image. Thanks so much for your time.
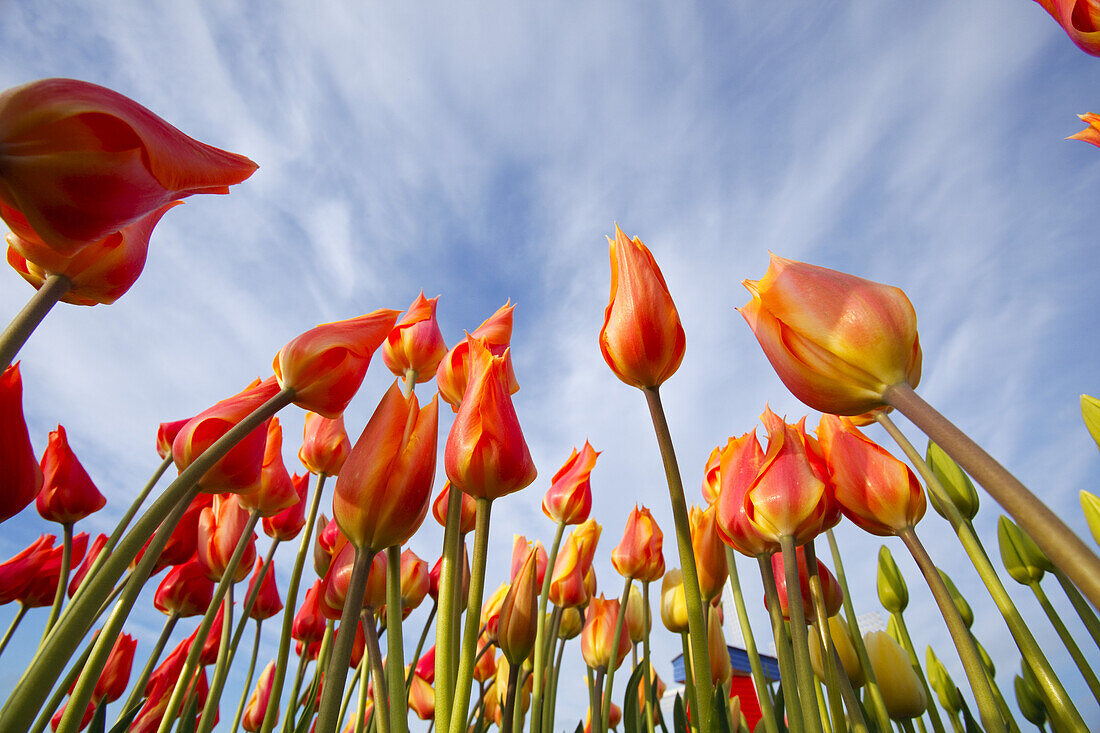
[292,580,327,646]
[400,549,429,615]
[706,604,732,685]
[936,569,973,628]
[581,594,631,672]
[1082,490,1100,548]
[865,631,926,720]
[37,424,106,524]
[599,224,686,389]
[154,559,215,618]
[809,614,865,688]
[0,363,42,524]
[997,515,1048,585]
[382,291,448,382]
[974,637,995,679]
[925,646,962,715]
[542,441,600,526]
[625,585,648,644]
[1015,661,1047,727]
[313,514,337,577]
[95,633,137,704]
[558,607,583,640]
[611,505,665,583]
[739,254,922,415]
[239,417,300,517]
[197,494,257,582]
[299,412,351,477]
[660,568,689,633]
[432,481,477,535]
[242,662,277,731]
[876,545,909,613]
[263,472,309,541]
[246,559,283,621]
[689,504,728,602]
[925,441,980,522]
[499,547,539,664]
[585,703,622,733]
[436,301,519,410]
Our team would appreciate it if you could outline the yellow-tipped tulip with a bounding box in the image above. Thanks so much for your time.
[660,568,688,633]
[865,631,926,720]
[810,614,865,688]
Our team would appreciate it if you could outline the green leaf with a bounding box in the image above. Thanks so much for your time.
[106,700,143,733]
[710,685,733,733]
[622,661,647,733]
[960,698,982,733]
[574,721,585,733]
[1082,395,1100,451]
[87,703,107,733]
[673,693,688,733]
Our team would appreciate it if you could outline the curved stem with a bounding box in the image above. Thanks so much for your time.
[0,273,71,371]
[758,555,804,733]
[447,498,492,733]
[642,386,712,732]
[230,619,264,733]
[724,547,778,733]
[600,576,634,733]
[0,605,27,660]
[804,542,851,733]
[531,520,566,733]
[1030,581,1100,703]
[780,535,823,733]
[316,547,374,733]
[118,612,181,723]
[40,523,73,645]
[385,545,407,733]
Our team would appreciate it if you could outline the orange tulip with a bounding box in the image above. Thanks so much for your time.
[481,581,510,640]
[817,415,926,535]
[473,634,498,683]
[689,504,728,602]
[400,548,430,615]
[273,308,400,419]
[245,558,283,621]
[549,532,590,608]
[262,472,308,541]
[196,494,256,582]
[36,424,105,524]
[581,594,632,672]
[5,202,178,306]
[701,444,722,505]
[611,505,665,582]
[0,363,41,523]
[431,481,477,534]
[382,291,448,382]
[333,381,438,551]
[321,542,388,618]
[542,441,599,525]
[156,418,188,460]
[599,224,685,389]
[510,535,548,586]
[585,703,622,732]
[706,604,732,685]
[573,518,603,569]
[1069,112,1100,147]
[407,663,435,721]
[0,78,256,258]
[1035,0,1100,56]
[714,430,777,558]
[739,254,921,416]
[444,336,537,501]
[292,580,327,646]
[436,300,519,410]
[498,547,540,664]
[238,417,300,518]
[298,412,351,477]
[242,662,277,732]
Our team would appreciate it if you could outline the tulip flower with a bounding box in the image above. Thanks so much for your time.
[94,632,137,704]
[770,548,844,623]
[0,534,54,605]
[689,504,728,602]
[706,604,732,685]
[510,535,548,587]
[865,631,927,720]
[273,309,401,418]
[817,415,926,535]
[1082,490,1100,547]
[714,430,778,558]
[263,472,309,541]
[242,661,277,731]
[624,585,648,644]
[542,441,600,526]
[473,635,498,682]
[408,662,436,720]
[196,493,257,582]
[611,505,665,582]
[549,531,593,608]
[436,300,519,410]
[660,568,689,633]
[49,700,94,732]
[36,424,106,524]
[154,559,215,617]
[1083,394,1100,448]
[599,224,685,389]
[66,533,106,597]
[400,548,430,614]
[499,547,540,664]
[299,411,350,478]
[432,481,477,534]
[333,381,439,551]
[581,594,632,671]
[481,582,510,640]
[382,291,448,382]
[937,569,973,628]
[135,493,212,574]
[429,550,470,605]
[315,515,346,577]
[293,580,328,646]
[0,363,42,523]
[1035,1,1100,56]
[193,602,227,666]
[238,417,300,517]
[156,418,189,460]
[739,254,922,415]
[997,516,1048,586]
[557,607,583,640]
[245,558,283,621]
[809,614,865,688]
[701,444,722,505]
[19,533,87,607]
[585,703,622,733]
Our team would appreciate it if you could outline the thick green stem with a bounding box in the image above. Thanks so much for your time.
[447,498,492,733]
[40,523,73,645]
[678,633,698,733]
[547,634,567,733]
[898,528,1004,732]
[385,545,408,733]
[891,612,948,733]
[642,386,712,732]
[883,383,1100,611]
[804,542,852,733]
[0,273,71,371]
[434,482,464,733]
[119,612,181,724]
[601,576,634,733]
[780,535,823,733]
[262,471,327,733]
[759,555,804,733]
[0,605,27,659]
[725,547,778,733]
[316,547,374,733]
[405,602,437,695]
[31,630,99,733]
[1052,569,1100,651]
[1029,581,1100,703]
[530,520,566,733]
[230,619,264,733]
[196,583,237,733]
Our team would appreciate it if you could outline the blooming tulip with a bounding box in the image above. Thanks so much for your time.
[245,558,283,620]
[660,568,689,633]
[612,505,665,582]
[510,535,548,586]
[273,309,400,418]
[238,417,300,517]
[18,533,87,607]
[382,291,448,382]
[1035,1,1100,56]
[770,548,843,623]
[542,441,599,525]
[400,548,430,614]
[196,493,257,582]
[865,631,927,719]
[581,594,632,671]
[242,662,277,732]
[714,430,778,558]
[498,546,540,664]
[263,472,308,541]
[36,424,105,524]
[432,481,477,534]
[481,582,510,640]
[67,533,106,597]
[154,559,215,617]
[436,300,518,410]
[689,504,728,602]
[549,529,594,608]
[333,381,439,551]
[0,363,42,523]
[292,580,328,646]
[0,534,54,605]
[444,336,536,500]
[599,224,685,389]
[0,78,257,257]
[739,254,921,415]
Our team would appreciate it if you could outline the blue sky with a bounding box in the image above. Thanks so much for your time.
[1,0,1099,729]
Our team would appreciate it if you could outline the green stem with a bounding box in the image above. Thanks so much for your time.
[883,383,1100,611]
[1052,568,1100,651]
[874,412,1085,731]
[118,612,181,725]
[891,612,948,733]
[814,681,832,733]
[898,528,1005,732]
[759,555,804,733]
[30,630,99,733]
[316,546,374,733]
[261,471,328,733]
[593,668,606,731]
[531,520,566,733]
[447,497,492,733]
[405,601,437,695]
[434,482,464,733]
[0,273,71,371]
[465,683,487,732]
[725,547,778,733]
[547,633,567,733]
[196,582,236,733]
[601,576,634,733]
[642,582,657,733]
[356,639,370,733]
[501,661,521,733]
[540,610,563,733]
[587,666,598,730]
[642,386,712,732]
[230,619,264,733]
[804,542,851,733]
[284,639,313,732]
[780,535,823,733]
[40,522,73,645]
[0,605,27,659]
[901,719,918,733]
[828,643,868,733]
[338,660,362,733]
[364,608,390,733]
[385,545,407,733]
[1029,581,1100,703]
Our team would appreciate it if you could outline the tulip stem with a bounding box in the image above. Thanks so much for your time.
[501,659,521,733]
[339,660,362,733]
[40,522,74,645]
[873,412,1085,731]
[1052,568,1100,651]
[293,620,334,733]
[897,528,1005,732]
[780,535,824,733]
[600,576,634,733]
[804,542,852,733]
[531,519,566,733]
[547,634,567,733]
[758,555,804,733]
[677,632,698,733]
[0,273,71,371]
[356,636,372,733]
[1028,581,1100,703]
[724,546,779,733]
[230,619,264,733]
[262,471,327,733]
[406,601,437,695]
[883,383,1100,611]
[447,498,493,733]
[226,539,281,671]
[316,547,374,733]
[119,611,180,725]
[364,608,391,733]
[385,545,408,733]
[642,582,657,733]
[642,386,712,733]
[196,582,237,733]
[0,604,27,660]
[434,486,464,733]
[286,651,311,732]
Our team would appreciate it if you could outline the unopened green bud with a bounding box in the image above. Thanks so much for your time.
[877,546,908,613]
[926,646,962,715]
[997,516,1047,585]
[1083,395,1100,451]
[926,441,980,522]
[973,637,995,679]
[1081,490,1100,549]
[936,569,973,629]
[1014,672,1046,727]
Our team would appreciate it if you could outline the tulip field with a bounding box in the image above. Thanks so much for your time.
[0,3,1098,733]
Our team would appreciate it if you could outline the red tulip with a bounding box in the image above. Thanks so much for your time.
[714,430,778,558]
[472,634,497,683]
[67,532,107,597]
[444,336,537,501]
[436,300,519,410]
[1035,0,1100,56]
[95,632,137,704]
[320,542,387,619]
[0,78,257,258]
[37,424,106,524]
[314,515,345,577]
[242,662,277,732]
[154,559,215,617]
[408,663,435,721]
[542,441,599,526]
[298,412,350,477]
[136,647,209,733]
[333,381,439,551]
[415,646,436,683]
[599,224,686,390]
[510,535,548,587]
[196,493,257,582]
[0,363,42,523]
[263,472,309,541]
[382,291,448,382]
[195,602,226,666]
[238,417,299,517]
[400,549,429,615]
[156,418,189,460]
[769,548,844,623]
[245,558,283,621]
[701,444,722,505]
[480,582,509,640]
[611,505,665,583]
[581,594,632,672]
[273,309,401,419]
[0,534,55,605]
[292,580,328,646]
[19,533,88,607]
[429,549,470,605]
[49,700,94,732]
[135,493,211,573]
[431,481,476,535]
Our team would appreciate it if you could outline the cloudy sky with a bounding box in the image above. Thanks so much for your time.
[2,0,1099,729]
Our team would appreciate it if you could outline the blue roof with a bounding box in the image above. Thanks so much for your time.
[672,646,781,683]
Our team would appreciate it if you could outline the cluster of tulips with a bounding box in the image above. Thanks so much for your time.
[1,30,1100,733]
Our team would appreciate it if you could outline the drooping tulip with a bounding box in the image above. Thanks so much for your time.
[436,300,519,410]
[1034,1,1100,56]
[542,441,599,525]
[196,493,257,582]
[599,224,685,390]
[154,559,215,617]
[714,430,777,558]
[660,568,689,634]
[689,504,728,602]
[36,424,105,524]
[274,310,401,418]
[400,548,430,614]
[431,481,477,534]
[510,535,548,587]
[263,472,308,541]
[0,534,54,605]
[245,558,283,621]
[382,291,448,382]
[299,412,350,477]
[242,662,277,732]
[238,417,300,517]
[865,631,927,720]
[444,336,537,500]
[292,580,327,646]
[769,548,843,623]
[333,381,438,551]
[581,594,632,672]
[0,363,42,523]
[739,254,921,415]
[67,532,106,597]
[612,505,665,582]
[498,547,540,664]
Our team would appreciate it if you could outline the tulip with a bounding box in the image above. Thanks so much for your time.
[611,505,665,583]
[436,300,519,410]
[585,703,622,732]
[19,533,88,607]
[94,632,137,704]
[865,631,926,720]
[156,418,189,460]
[739,254,921,415]
[936,569,973,628]
[400,548,430,615]
[320,542,388,619]
[263,472,309,541]
[382,291,448,382]
[701,444,723,506]
[315,515,345,577]
[817,415,926,535]
[0,363,42,523]
[6,202,178,305]
[273,309,401,418]
[598,224,685,389]
[542,441,599,526]
[689,504,728,602]
[292,580,328,646]
[195,602,227,666]
[432,481,477,534]
[36,424,105,524]
[407,662,435,720]
[876,546,908,614]
[925,441,979,522]
[238,417,300,517]
[581,594,632,671]
[299,412,351,478]
[499,547,539,664]
[49,701,94,732]
[660,569,689,633]
[416,646,436,683]
[624,585,648,644]
[811,613,866,690]
[242,661,277,731]
[1035,1,1100,56]
[1082,490,1100,547]
[0,534,54,605]
[549,532,592,608]
[429,550,470,605]
[154,559,215,617]
[1084,394,1100,448]
[706,604,732,685]
[66,533,107,597]
[770,548,843,623]
[196,493,257,582]
[558,607,583,640]
[714,430,778,558]
[245,558,284,621]
[481,582,510,640]
[473,635,498,682]
[172,376,282,493]
[333,381,439,551]
[510,535,548,587]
